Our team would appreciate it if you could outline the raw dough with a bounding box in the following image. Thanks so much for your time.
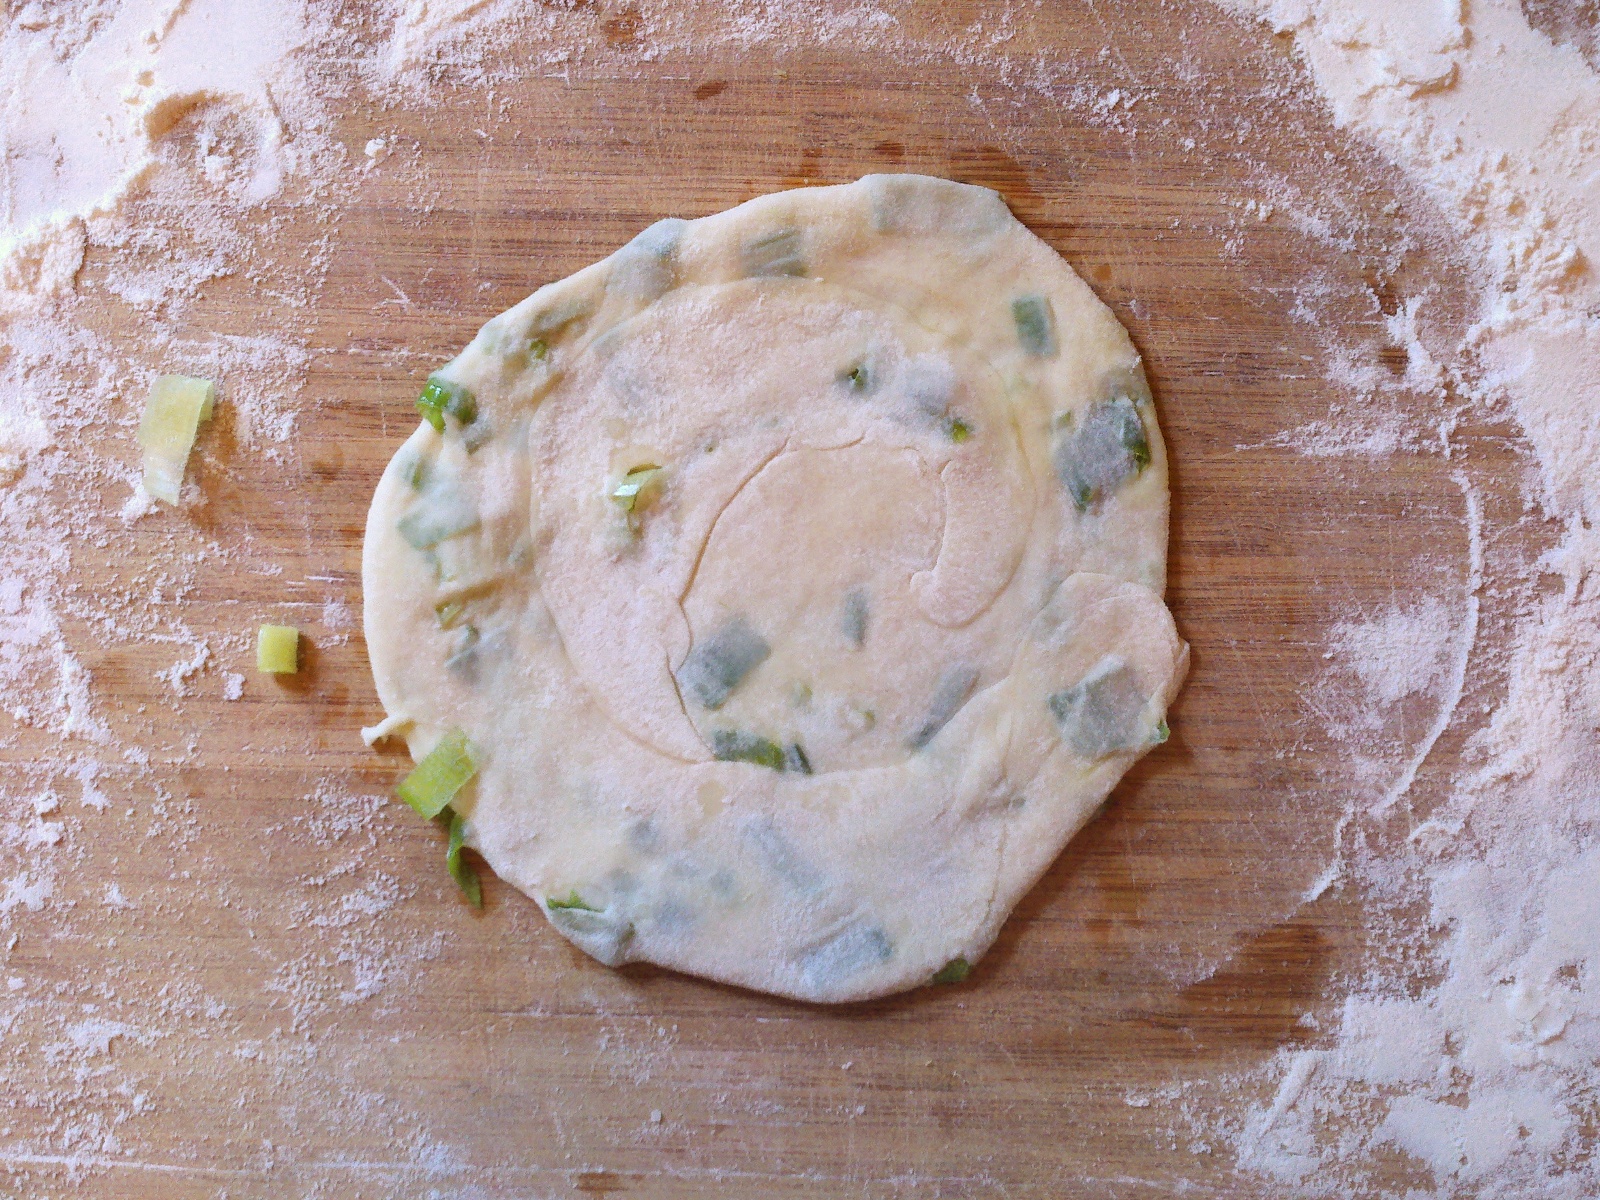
[362,174,1188,1002]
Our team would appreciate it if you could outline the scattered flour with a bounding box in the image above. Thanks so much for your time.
[1,0,1596,1195]
[1212,0,1600,1195]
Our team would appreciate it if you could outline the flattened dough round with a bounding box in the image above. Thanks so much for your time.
[362,175,1188,1003]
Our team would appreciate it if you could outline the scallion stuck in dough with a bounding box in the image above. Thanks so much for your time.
[609,464,662,512]
[445,809,482,907]
[1011,293,1058,357]
[415,375,477,433]
[255,624,299,674]
[677,616,771,710]
[397,489,479,549]
[743,226,805,278]
[397,729,479,818]
[712,729,787,771]
[1054,395,1151,511]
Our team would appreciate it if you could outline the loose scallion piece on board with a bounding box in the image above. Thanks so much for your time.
[255,624,299,674]
[138,375,215,503]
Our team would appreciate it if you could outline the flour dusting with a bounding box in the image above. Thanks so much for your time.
[1,0,1595,1194]
[1212,1,1600,1195]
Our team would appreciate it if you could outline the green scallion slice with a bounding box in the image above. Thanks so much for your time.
[1054,395,1151,512]
[445,808,482,907]
[908,665,979,750]
[840,358,876,394]
[946,417,973,443]
[1012,294,1058,358]
[446,624,479,674]
[415,375,477,432]
[609,464,663,512]
[1153,719,1171,744]
[677,617,770,709]
[712,729,786,771]
[529,338,549,361]
[932,957,971,985]
[548,889,598,912]
[530,296,592,337]
[397,729,479,818]
[435,599,466,628]
[783,742,813,775]
[1049,655,1150,760]
[743,227,805,278]
[398,450,430,489]
[397,491,479,549]
[841,587,868,649]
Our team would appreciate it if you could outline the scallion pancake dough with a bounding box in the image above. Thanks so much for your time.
[362,174,1188,1003]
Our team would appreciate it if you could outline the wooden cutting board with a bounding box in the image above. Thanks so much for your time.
[13,3,1523,1195]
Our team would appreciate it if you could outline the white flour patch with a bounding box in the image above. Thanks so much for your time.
[0,0,1593,1192]
[1208,0,1600,1195]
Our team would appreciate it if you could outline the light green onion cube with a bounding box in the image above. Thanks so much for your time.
[397,729,479,818]
[256,624,299,674]
[138,374,215,503]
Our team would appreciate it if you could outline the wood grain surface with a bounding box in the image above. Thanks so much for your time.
[4,3,1539,1196]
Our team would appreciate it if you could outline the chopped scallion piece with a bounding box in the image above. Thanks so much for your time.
[446,624,479,674]
[609,464,663,512]
[840,358,876,394]
[677,617,770,709]
[1050,655,1150,759]
[255,624,299,674]
[946,416,973,443]
[783,742,812,776]
[445,808,482,907]
[743,227,805,278]
[628,217,688,259]
[841,587,869,649]
[397,491,479,549]
[800,923,894,988]
[712,729,786,771]
[397,728,479,818]
[530,297,592,337]
[1054,395,1151,511]
[529,338,549,360]
[435,599,466,629]
[932,957,971,985]
[1012,294,1058,357]
[415,375,477,432]
[548,889,598,912]
[908,665,979,750]
[398,450,430,490]
[1153,719,1171,744]
[138,375,215,504]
